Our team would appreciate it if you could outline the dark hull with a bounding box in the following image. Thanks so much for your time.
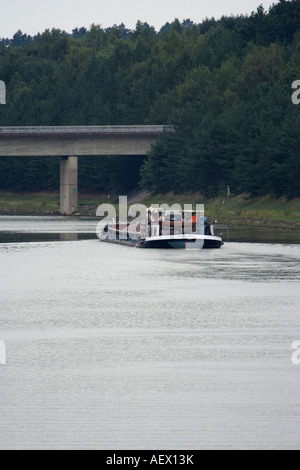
[137,239,192,249]
[203,238,224,249]
[99,236,223,249]
[137,239,223,249]
[98,225,223,249]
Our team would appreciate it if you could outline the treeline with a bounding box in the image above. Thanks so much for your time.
[0,0,300,198]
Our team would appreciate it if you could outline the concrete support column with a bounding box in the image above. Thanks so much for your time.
[60,156,78,215]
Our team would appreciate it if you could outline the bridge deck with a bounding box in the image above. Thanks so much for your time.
[0,125,166,214]
[0,125,165,136]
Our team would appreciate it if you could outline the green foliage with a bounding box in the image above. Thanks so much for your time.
[0,1,300,198]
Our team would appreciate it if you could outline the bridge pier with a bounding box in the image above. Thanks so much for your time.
[0,126,165,215]
[60,156,78,215]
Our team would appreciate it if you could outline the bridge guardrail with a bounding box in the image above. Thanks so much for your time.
[0,125,166,135]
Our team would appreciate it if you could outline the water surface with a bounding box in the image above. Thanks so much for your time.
[0,217,299,450]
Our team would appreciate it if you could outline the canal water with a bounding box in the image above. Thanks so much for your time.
[0,216,299,450]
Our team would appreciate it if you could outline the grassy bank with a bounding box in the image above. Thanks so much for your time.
[0,192,109,215]
[144,193,300,230]
[0,192,61,214]
[0,191,299,230]
[206,195,300,230]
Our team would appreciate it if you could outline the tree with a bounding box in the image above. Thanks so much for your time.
[1,4,300,198]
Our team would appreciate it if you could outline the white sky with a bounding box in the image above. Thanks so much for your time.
[0,0,278,38]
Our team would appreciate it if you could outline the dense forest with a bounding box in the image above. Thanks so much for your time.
[0,0,300,198]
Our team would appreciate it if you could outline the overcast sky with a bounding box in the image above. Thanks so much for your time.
[0,0,278,38]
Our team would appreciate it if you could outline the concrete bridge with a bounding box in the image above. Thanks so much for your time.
[0,126,165,214]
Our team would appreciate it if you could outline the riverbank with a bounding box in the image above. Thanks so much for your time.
[0,192,103,216]
[0,191,299,230]
[144,193,300,230]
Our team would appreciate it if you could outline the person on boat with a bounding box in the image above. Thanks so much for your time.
[192,213,197,232]
[159,213,163,236]
[204,218,212,236]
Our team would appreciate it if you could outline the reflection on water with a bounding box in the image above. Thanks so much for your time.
[0,216,98,243]
[0,216,300,450]
[1,216,300,245]
[0,215,97,233]
[0,232,98,243]
[218,225,300,245]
